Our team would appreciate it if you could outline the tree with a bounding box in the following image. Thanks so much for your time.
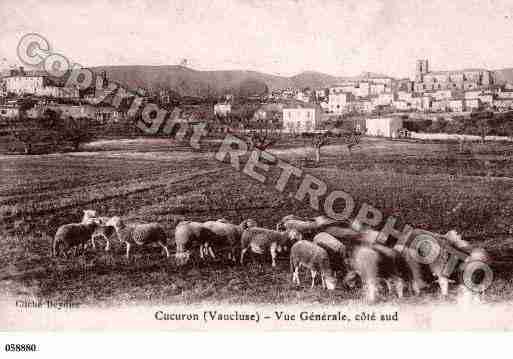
[61,117,95,151]
[311,133,330,163]
[8,107,61,154]
[9,123,38,154]
[237,78,269,99]
[246,127,280,151]
[8,118,60,154]
[342,129,364,154]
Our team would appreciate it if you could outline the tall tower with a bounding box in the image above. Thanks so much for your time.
[415,59,429,82]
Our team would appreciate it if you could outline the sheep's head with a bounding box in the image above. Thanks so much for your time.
[445,229,470,250]
[344,271,362,289]
[82,209,98,223]
[287,229,303,242]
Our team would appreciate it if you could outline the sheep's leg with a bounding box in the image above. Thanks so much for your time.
[292,266,300,285]
[395,278,404,298]
[270,243,278,267]
[385,280,393,295]
[321,274,327,289]
[412,281,421,296]
[207,244,216,259]
[91,236,96,250]
[158,242,170,258]
[125,242,131,260]
[240,248,248,265]
[105,237,110,252]
[310,270,317,289]
[367,281,378,303]
[199,244,205,260]
[438,276,450,297]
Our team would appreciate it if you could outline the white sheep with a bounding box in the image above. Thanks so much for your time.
[345,244,406,302]
[78,210,114,251]
[290,240,337,290]
[106,216,170,259]
[240,227,302,267]
[312,232,347,276]
[52,218,103,257]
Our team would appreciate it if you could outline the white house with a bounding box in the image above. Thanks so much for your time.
[282,107,318,133]
[465,98,481,110]
[366,117,403,138]
[214,103,231,117]
[372,93,396,107]
[4,75,45,95]
[397,91,413,101]
[448,99,465,112]
[465,90,483,99]
[433,90,454,101]
[328,92,351,114]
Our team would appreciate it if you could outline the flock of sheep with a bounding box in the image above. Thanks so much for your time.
[52,209,491,302]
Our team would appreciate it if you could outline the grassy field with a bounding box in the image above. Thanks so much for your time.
[2,136,513,306]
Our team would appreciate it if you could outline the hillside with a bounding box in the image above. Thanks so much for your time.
[84,65,513,97]
[91,66,357,97]
[493,68,513,85]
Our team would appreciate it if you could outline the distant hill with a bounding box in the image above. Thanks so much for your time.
[87,65,513,97]
[91,66,370,97]
[289,71,344,89]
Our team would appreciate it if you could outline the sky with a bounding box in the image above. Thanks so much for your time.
[1,0,513,78]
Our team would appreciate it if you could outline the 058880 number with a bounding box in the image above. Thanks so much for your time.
[4,344,38,352]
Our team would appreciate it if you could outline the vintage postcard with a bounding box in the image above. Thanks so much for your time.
[1,0,513,336]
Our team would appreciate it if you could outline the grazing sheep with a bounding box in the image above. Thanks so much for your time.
[77,210,116,251]
[290,240,337,290]
[312,232,347,275]
[240,227,302,267]
[344,244,405,302]
[174,221,220,265]
[201,218,258,261]
[397,229,484,297]
[90,218,115,250]
[106,216,170,260]
[52,219,104,257]
[276,215,348,239]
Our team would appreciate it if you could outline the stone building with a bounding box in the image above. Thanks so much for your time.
[282,106,319,134]
[413,59,493,93]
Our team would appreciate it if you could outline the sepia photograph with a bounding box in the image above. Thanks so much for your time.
[1,0,513,336]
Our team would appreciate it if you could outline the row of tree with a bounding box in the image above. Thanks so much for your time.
[7,109,95,154]
[404,112,513,141]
